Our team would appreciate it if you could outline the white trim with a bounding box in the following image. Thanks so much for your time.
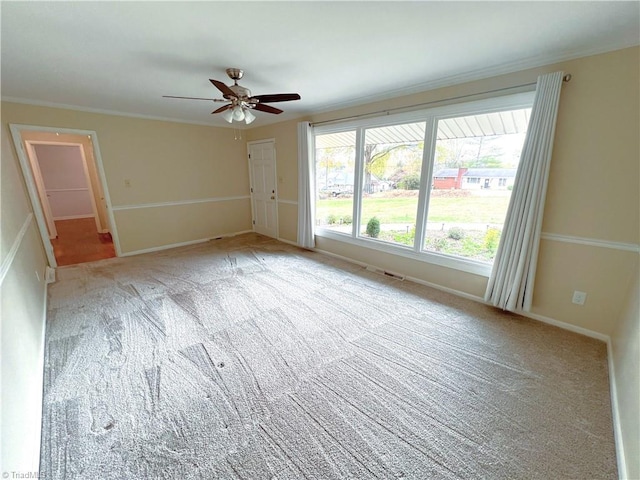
[541,232,640,253]
[607,338,627,480]
[405,275,486,303]
[312,244,612,340]
[311,44,637,117]
[516,309,609,342]
[32,276,48,474]
[24,141,58,239]
[119,230,253,257]
[9,124,121,261]
[1,96,241,129]
[0,214,33,286]
[277,237,299,247]
[6,41,632,127]
[247,138,277,146]
[277,199,298,206]
[112,195,250,211]
[52,214,95,221]
[312,246,496,306]
[313,93,537,279]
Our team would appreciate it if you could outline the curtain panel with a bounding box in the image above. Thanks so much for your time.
[485,71,565,312]
[297,121,315,249]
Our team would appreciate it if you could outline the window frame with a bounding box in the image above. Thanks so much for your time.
[314,91,535,277]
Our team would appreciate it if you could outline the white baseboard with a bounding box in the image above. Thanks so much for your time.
[277,237,299,247]
[404,274,486,303]
[33,266,48,474]
[313,247,368,267]
[517,310,609,342]
[607,339,627,480]
[119,230,254,257]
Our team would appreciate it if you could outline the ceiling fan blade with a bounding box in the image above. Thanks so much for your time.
[210,79,237,98]
[251,93,301,103]
[253,103,283,114]
[212,104,232,114]
[163,95,217,101]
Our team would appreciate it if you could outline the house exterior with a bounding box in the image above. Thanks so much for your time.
[433,167,517,190]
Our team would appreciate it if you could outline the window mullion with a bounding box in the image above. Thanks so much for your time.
[414,117,438,252]
[352,128,365,238]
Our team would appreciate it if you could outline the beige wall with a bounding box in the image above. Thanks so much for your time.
[2,103,253,254]
[247,46,640,337]
[1,121,49,472]
[611,259,639,480]
[114,199,252,253]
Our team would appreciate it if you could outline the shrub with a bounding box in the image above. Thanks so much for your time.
[342,215,353,225]
[484,227,501,253]
[366,217,380,238]
[326,214,338,225]
[447,227,465,240]
[397,174,421,190]
[432,238,447,252]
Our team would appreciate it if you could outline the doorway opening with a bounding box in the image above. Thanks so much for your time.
[10,125,121,268]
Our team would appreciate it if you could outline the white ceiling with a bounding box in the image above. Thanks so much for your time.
[2,1,638,128]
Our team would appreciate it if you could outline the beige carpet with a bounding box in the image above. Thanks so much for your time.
[41,233,617,479]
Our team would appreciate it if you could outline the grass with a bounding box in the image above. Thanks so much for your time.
[317,190,509,262]
[317,191,511,225]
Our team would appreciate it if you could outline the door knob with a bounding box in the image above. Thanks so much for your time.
[270,196,275,200]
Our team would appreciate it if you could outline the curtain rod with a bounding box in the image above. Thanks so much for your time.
[311,73,572,127]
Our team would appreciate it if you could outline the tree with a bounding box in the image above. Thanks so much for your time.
[316,146,352,189]
[363,143,407,193]
[435,139,467,169]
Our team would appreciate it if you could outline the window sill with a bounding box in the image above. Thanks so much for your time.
[315,228,493,277]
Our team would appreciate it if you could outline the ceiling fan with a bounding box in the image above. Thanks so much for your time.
[163,68,301,124]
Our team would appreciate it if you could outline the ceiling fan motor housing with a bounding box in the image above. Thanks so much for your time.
[226,68,244,82]
[229,84,251,99]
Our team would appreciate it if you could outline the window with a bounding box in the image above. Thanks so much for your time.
[359,122,425,247]
[313,92,533,274]
[315,131,356,232]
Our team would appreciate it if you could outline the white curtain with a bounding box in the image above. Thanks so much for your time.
[485,71,564,312]
[297,121,315,249]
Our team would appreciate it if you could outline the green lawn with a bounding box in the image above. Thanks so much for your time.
[317,192,511,225]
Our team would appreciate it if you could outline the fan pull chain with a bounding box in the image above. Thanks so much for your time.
[234,128,242,141]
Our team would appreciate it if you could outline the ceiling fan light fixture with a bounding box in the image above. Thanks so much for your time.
[244,109,256,125]
[222,108,234,123]
[232,106,245,121]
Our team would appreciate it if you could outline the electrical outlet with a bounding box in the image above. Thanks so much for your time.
[572,291,587,305]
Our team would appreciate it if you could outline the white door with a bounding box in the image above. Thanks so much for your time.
[248,141,278,238]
